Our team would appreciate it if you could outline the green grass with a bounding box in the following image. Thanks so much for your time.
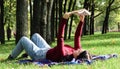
[0,32,120,69]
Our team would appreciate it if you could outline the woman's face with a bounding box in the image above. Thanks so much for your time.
[73,50,92,60]
[73,49,84,59]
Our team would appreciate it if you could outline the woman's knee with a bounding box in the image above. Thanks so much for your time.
[20,36,32,46]
[31,33,41,39]
[20,36,29,42]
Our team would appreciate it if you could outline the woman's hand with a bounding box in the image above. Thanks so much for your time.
[63,12,73,19]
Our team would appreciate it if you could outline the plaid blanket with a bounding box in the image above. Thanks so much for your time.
[18,53,118,67]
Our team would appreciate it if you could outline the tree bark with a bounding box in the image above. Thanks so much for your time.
[29,0,33,37]
[0,0,5,44]
[83,0,90,35]
[16,0,28,43]
[102,0,115,34]
[90,0,95,35]
[68,0,76,39]
[32,0,47,40]
[64,0,72,40]
[51,0,55,42]
[39,0,47,40]
[46,0,54,44]
[63,0,67,13]
[55,0,58,37]
[32,0,41,35]
[59,0,63,22]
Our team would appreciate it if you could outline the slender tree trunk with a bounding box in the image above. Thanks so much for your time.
[102,7,110,34]
[8,0,12,26]
[51,0,55,42]
[68,0,76,39]
[55,0,58,37]
[83,0,90,35]
[90,0,95,35]
[16,0,28,43]
[40,0,47,40]
[0,0,5,44]
[118,22,120,32]
[102,0,115,34]
[64,0,72,40]
[63,0,67,13]
[46,0,53,44]
[29,0,33,37]
[32,0,41,35]
[59,0,63,22]
[32,0,47,40]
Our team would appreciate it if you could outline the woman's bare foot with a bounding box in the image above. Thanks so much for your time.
[63,12,73,19]
[72,9,91,16]
[80,15,85,22]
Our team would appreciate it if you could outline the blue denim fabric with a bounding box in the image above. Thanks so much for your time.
[11,33,51,60]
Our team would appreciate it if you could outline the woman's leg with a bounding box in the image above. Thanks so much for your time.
[9,36,50,60]
[31,33,51,49]
[20,33,51,58]
[74,16,84,49]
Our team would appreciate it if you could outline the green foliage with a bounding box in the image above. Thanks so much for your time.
[4,0,16,28]
[94,9,120,31]
[74,0,120,32]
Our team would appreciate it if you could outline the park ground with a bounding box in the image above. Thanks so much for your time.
[0,32,120,69]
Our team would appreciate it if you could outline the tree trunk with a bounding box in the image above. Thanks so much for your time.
[0,0,5,44]
[32,0,47,40]
[55,0,59,37]
[29,0,33,37]
[64,0,72,40]
[59,0,63,22]
[16,0,28,43]
[118,22,120,32]
[63,0,67,13]
[102,0,115,34]
[90,0,95,35]
[46,0,54,44]
[51,0,55,42]
[68,0,76,39]
[39,0,47,40]
[83,0,90,35]
[32,0,41,35]
[102,7,110,34]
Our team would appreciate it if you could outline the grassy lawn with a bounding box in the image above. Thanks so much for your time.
[0,32,120,69]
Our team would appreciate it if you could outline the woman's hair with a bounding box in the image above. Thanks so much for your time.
[62,54,74,62]
[76,50,92,60]
[62,50,92,62]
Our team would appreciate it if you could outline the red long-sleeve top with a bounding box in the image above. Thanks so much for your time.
[46,18,84,62]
